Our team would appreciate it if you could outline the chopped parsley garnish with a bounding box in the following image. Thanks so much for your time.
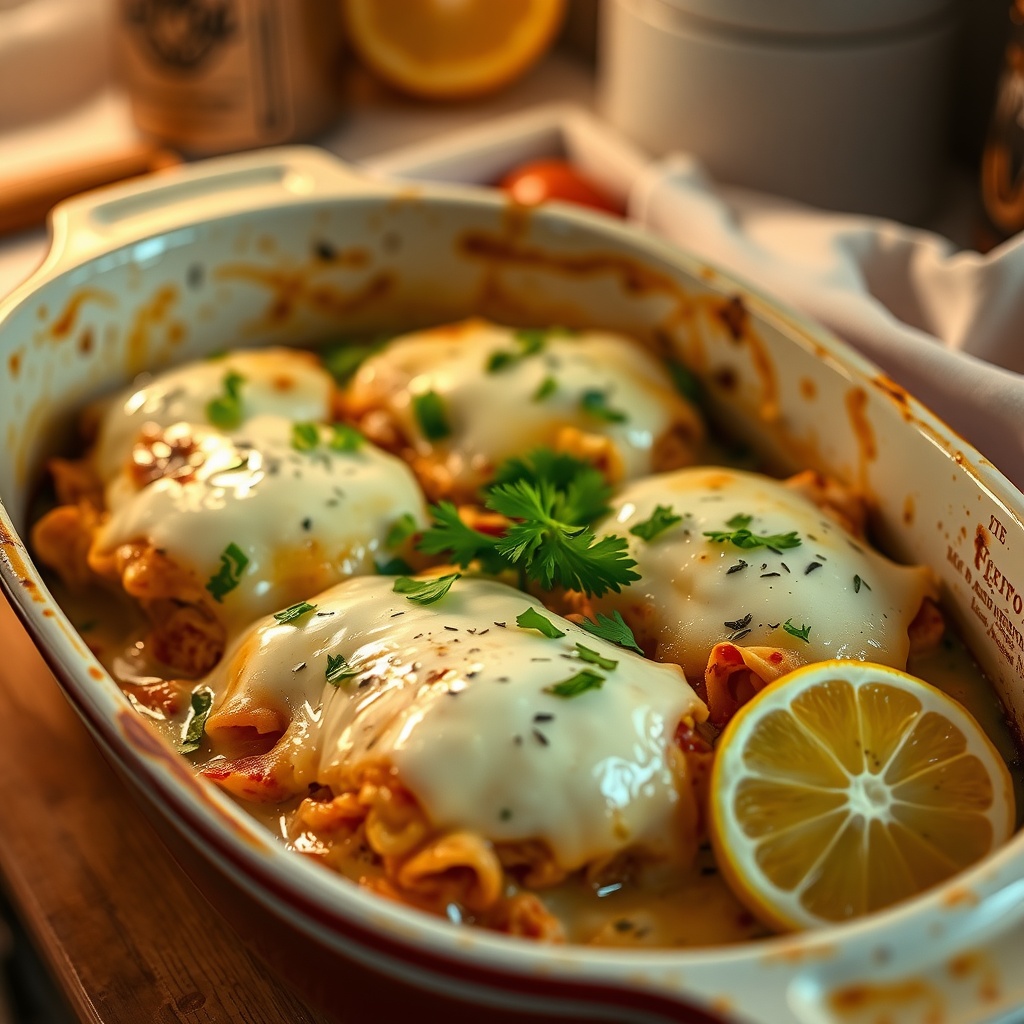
[853,574,871,593]
[376,556,414,575]
[329,422,363,452]
[574,643,618,671]
[412,390,451,441]
[486,329,549,373]
[180,688,213,754]
[274,601,318,624]
[515,607,565,638]
[393,573,460,605]
[386,512,419,550]
[490,449,611,524]
[545,669,605,699]
[783,618,812,642]
[579,610,643,654]
[206,370,245,429]
[291,421,320,452]
[533,375,557,401]
[580,388,628,423]
[629,505,683,542]
[704,513,801,551]
[418,450,634,597]
[325,653,357,686]
[667,359,703,406]
[205,542,249,602]
[320,337,388,385]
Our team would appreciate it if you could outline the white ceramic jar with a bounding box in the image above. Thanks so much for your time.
[597,0,958,220]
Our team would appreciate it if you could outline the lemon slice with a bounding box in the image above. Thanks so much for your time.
[709,661,1016,932]
[343,0,566,100]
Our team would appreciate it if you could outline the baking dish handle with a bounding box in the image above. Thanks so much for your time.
[39,146,385,274]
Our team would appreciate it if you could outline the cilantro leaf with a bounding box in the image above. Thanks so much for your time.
[205,542,249,602]
[291,421,320,452]
[668,359,704,406]
[489,480,638,596]
[629,505,683,542]
[579,611,643,655]
[486,329,548,373]
[416,501,504,572]
[206,370,245,429]
[533,375,557,401]
[393,573,460,605]
[545,669,605,699]
[580,389,627,423]
[376,556,414,575]
[413,390,451,441]
[490,448,611,524]
[180,688,213,754]
[783,618,811,642]
[704,517,802,550]
[386,512,419,550]
[320,338,388,385]
[274,601,318,624]
[574,643,618,670]
[515,606,566,638]
[326,653,357,686]
[329,423,363,452]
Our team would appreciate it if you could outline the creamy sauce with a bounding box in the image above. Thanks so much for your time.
[594,467,938,683]
[32,331,1024,949]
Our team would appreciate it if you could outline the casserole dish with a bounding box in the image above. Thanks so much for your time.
[2,146,1024,1023]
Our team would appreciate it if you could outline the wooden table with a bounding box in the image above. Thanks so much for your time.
[0,594,333,1024]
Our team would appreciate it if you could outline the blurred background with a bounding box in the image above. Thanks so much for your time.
[0,0,1020,246]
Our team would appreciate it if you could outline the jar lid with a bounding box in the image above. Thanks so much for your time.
[642,0,956,38]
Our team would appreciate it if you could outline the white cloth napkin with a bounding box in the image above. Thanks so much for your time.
[630,154,1024,493]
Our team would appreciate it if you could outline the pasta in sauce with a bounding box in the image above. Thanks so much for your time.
[31,319,1021,948]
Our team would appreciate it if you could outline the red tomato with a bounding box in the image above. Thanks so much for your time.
[499,159,623,215]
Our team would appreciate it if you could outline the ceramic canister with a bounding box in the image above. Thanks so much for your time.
[597,0,958,220]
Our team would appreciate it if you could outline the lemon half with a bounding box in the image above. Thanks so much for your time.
[709,661,1015,932]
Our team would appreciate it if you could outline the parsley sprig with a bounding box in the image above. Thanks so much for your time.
[578,610,644,654]
[418,449,635,597]
[630,505,683,542]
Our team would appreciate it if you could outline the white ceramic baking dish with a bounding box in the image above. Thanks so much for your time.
[2,147,1024,1024]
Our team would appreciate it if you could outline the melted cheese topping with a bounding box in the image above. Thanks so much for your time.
[593,467,938,682]
[91,348,334,482]
[205,576,706,871]
[97,415,428,633]
[346,320,701,488]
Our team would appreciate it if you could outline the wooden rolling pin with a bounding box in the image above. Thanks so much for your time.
[0,141,181,235]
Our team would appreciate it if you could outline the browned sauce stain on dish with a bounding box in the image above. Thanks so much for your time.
[845,387,877,498]
[77,328,94,356]
[7,348,22,379]
[828,978,944,1022]
[761,941,837,965]
[126,285,182,378]
[459,231,781,422]
[88,666,104,681]
[947,951,1000,1003]
[872,375,915,423]
[49,288,116,340]
[903,494,915,526]
[799,377,817,400]
[213,254,389,333]
[940,886,979,909]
